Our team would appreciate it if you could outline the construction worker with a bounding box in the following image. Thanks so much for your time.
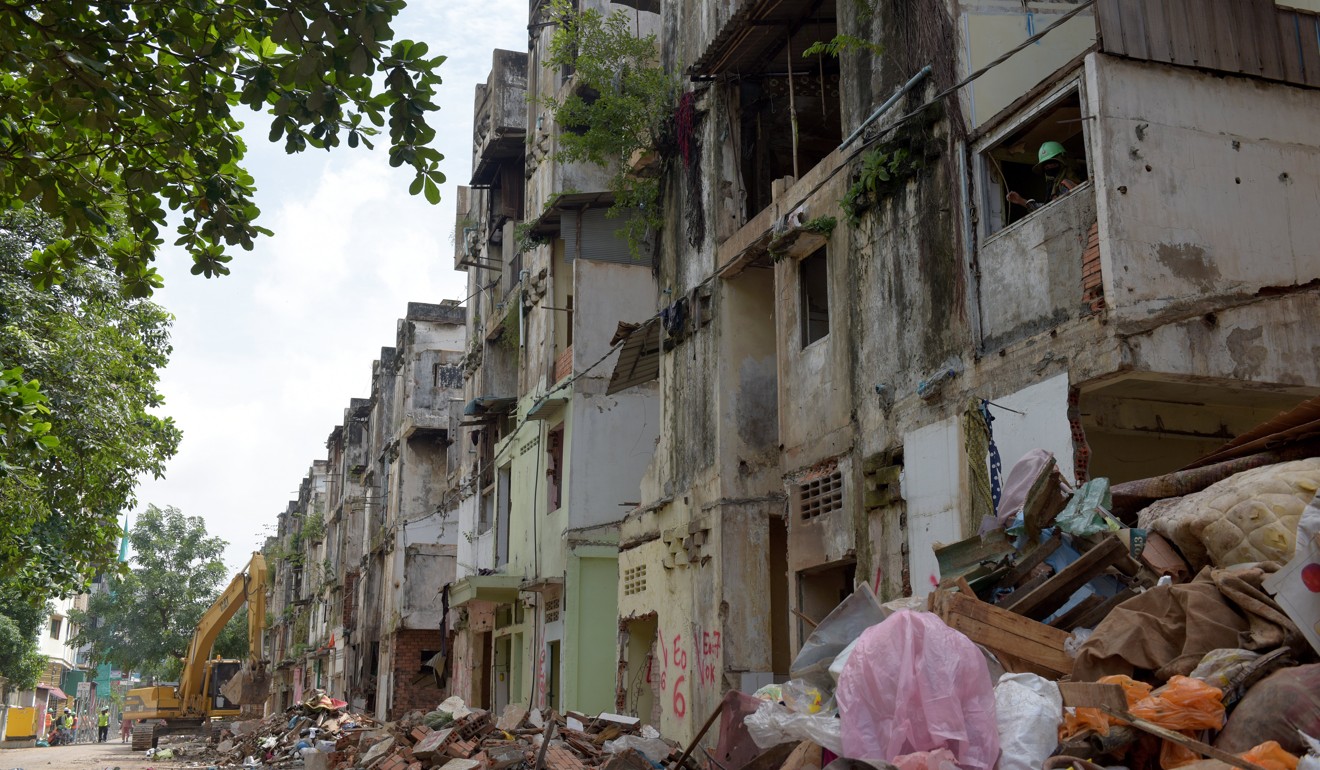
[97,706,110,742]
[61,708,75,743]
[1006,141,1081,212]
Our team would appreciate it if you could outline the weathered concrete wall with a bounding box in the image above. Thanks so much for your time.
[976,186,1095,351]
[1121,288,1320,388]
[1088,54,1320,325]
[959,2,1097,126]
[716,269,780,499]
[985,373,1075,483]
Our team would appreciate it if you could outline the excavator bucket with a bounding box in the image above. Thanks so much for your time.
[220,663,272,706]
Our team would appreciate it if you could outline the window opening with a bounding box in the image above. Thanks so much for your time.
[981,88,1089,233]
[736,2,843,219]
[799,246,829,347]
[546,424,565,512]
[49,617,62,639]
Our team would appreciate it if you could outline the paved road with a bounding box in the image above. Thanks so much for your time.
[0,739,206,769]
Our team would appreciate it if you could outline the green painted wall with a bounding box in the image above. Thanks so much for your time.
[566,551,618,713]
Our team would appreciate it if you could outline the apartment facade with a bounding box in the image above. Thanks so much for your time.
[265,303,466,720]
[603,0,1320,744]
[445,15,662,715]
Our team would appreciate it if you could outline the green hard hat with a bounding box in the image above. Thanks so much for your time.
[1034,141,1067,172]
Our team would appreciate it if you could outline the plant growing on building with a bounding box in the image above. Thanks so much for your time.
[542,0,678,257]
[802,216,838,235]
[302,508,326,544]
[841,147,921,224]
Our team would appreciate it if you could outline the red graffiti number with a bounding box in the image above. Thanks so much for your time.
[671,675,687,718]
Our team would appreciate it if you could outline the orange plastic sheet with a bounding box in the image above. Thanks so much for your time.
[1059,675,1153,741]
[1240,741,1300,770]
[1129,676,1225,769]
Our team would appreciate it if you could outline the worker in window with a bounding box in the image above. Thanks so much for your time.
[1007,141,1080,212]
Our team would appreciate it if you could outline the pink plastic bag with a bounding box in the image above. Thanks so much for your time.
[836,610,999,770]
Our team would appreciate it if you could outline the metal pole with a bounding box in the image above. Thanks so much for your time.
[839,65,933,150]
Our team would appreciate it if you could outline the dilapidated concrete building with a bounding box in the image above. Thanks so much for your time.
[265,303,466,720]
[601,0,1320,744]
[445,22,662,716]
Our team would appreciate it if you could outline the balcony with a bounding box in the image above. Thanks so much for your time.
[470,50,528,187]
[975,184,1096,352]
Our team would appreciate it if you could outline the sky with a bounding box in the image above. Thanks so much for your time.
[132,1,528,573]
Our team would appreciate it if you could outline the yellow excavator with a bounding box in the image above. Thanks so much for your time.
[124,552,271,750]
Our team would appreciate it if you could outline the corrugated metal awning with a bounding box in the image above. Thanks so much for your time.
[689,0,836,77]
[607,319,662,395]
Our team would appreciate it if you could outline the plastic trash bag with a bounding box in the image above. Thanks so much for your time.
[604,735,672,763]
[1130,676,1225,769]
[995,673,1063,770]
[1298,731,1320,770]
[782,678,836,716]
[1130,676,1225,732]
[835,610,998,770]
[1059,674,1153,741]
[744,699,842,755]
[891,748,959,770]
[791,582,885,689]
[1056,478,1120,537]
[1241,741,1300,770]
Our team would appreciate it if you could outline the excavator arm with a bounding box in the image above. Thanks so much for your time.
[177,552,268,709]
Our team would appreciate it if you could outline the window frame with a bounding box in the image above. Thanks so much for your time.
[798,245,830,348]
[974,76,1091,240]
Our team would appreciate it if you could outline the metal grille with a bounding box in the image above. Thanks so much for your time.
[797,471,843,520]
[622,564,648,595]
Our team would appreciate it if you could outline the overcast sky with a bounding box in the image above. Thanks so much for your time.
[133,2,527,573]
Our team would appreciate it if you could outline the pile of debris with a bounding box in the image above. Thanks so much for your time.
[207,691,694,770]
[722,397,1320,770]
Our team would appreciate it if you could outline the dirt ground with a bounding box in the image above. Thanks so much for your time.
[0,737,229,769]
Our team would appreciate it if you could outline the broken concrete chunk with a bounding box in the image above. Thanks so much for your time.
[361,735,396,768]
[412,727,454,759]
[496,704,528,731]
[439,758,484,770]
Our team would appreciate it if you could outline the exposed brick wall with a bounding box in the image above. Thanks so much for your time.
[388,628,446,720]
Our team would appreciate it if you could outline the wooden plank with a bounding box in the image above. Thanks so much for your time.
[933,591,1074,676]
[1100,708,1269,770]
[1048,593,1105,630]
[1058,682,1126,712]
[1069,587,1137,630]
[1003,536,1127,621]
[1222,0,1254,76]
[999,572,1053,611]
[1001,531,1063,589]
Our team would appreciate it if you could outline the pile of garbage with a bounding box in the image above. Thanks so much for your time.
[727,397,1320,770]
[207,691,692,770]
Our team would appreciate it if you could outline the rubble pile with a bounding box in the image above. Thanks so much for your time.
[208,692,692,770]
[723,399,1320,770]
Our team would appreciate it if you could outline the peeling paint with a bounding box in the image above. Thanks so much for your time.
[1154,242,1221,291]
[1226,325,1268,379]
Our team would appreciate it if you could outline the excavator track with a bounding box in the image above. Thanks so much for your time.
[130,721,158,751]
